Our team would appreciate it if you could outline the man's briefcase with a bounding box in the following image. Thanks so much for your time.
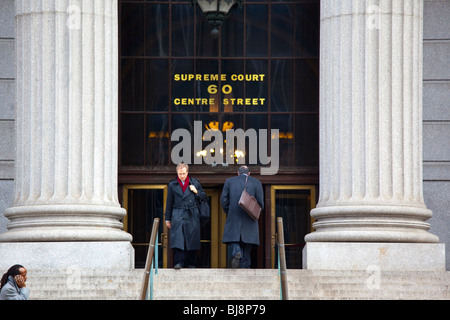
[238,176,261,221]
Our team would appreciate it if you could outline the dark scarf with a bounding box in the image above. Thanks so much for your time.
[177,175,190,193]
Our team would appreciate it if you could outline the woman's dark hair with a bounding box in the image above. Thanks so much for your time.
[0,264,25,289]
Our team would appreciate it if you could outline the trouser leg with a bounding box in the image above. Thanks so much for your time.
[173,229,197,268]
[185,250,197,267]
[173,248,196,267]
[173,248,185,266]
[240,243,253,268]
[227,242,254,268]
[228,242,241,268]
[228,242,241,257]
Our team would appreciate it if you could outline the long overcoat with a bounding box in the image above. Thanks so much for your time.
[221,174,264,246]
[165,177,206,251]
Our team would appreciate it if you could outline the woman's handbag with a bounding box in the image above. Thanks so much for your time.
[238,175,261,221]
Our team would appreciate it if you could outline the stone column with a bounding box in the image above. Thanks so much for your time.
[0,0,133,269]
[303,0,445,270]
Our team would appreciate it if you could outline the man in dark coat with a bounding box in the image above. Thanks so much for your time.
[165,163,206,269]
[221,166,264,268]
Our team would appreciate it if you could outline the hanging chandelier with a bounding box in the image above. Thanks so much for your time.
[191,0,244,38]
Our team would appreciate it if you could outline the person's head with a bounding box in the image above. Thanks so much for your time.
[0,264,27,289]
[176,163,189,182]
[238,165,250,176]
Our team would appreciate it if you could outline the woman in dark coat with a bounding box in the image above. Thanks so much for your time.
[165,163,206,269]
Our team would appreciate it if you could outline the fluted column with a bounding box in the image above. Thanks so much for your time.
[0,0,131,242]
[305,0,438,243]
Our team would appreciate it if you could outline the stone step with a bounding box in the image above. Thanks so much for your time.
[25,268,450,300]
[290,290,450,300]
[151,269,280,300]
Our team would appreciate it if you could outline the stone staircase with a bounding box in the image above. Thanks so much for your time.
[26,268,450,300]
[152,269,280,300]
[27,268,143,300]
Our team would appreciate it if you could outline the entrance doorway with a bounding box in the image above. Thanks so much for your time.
[122,184,315,269]
[198,188,227,268]
[122,184,167,268]
[270,185,316,269]
[122,185,227,268]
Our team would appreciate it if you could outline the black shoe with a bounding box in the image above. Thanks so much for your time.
[174,263,183,270]
[231,252,241,269]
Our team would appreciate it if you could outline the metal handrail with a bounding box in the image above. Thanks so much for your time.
[141,217,287,299]
[277,217,289,300]
[140,218,160,300]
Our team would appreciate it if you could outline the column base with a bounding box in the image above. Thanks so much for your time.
[303,242,446,271]
[0,204,132,242]
[0,241,135,270]
[306,205,439,243]
[0,227,132,242]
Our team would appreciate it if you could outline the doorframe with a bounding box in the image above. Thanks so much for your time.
[122,184,169,268]
[270,185,316,268]
[204,188,227,268]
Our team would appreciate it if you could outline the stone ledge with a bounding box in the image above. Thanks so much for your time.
[303,242,446,272]
[0,241,135,270]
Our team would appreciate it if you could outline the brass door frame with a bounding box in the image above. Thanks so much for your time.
[204,188,227,268]
[122,184,169,267]
[270,185,316,268]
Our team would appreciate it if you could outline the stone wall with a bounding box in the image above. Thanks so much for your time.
[0,0,15,234]
[423,0,450,270]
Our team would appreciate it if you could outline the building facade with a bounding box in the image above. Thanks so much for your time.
[0,0,448,271]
